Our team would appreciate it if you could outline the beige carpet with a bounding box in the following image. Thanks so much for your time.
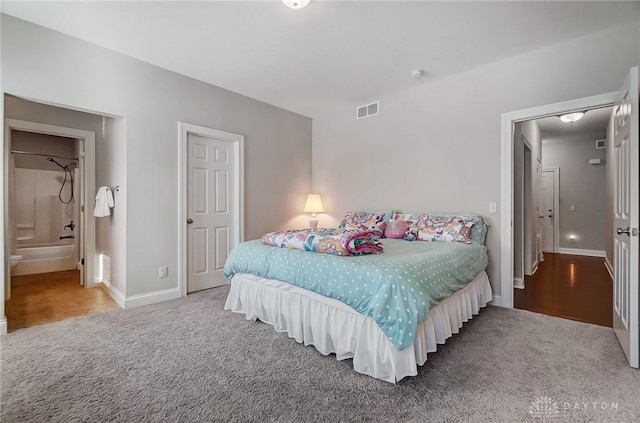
[1,285,638,422]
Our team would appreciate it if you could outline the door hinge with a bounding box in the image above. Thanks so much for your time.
[81,258,85,265]
[81,205,85,212]
[632,228,638,237]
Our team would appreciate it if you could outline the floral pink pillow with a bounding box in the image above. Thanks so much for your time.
[384,220,408,239]
[339,211,386,235]
[387,213,419,240]
[415,214,474,244]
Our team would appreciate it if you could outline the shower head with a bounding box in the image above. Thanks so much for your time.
[47,157,67,170]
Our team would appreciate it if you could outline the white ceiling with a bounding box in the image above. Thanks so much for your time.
[537,106,613,143]
[2,1,639,118]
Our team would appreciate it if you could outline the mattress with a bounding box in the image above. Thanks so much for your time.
[224,238,489,350]
[224,270,492,383]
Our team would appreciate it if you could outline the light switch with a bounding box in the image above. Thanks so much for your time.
[489,202,497,213]
[569,205,575,212]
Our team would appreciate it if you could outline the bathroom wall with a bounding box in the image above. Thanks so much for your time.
[11,130,76,170]
[11,129,78,248]
[13,167,77,247]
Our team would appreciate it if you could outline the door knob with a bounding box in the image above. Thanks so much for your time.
[617,227,630,236]
[187,218,193,224]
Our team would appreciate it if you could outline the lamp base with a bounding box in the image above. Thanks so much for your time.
[309,218,318,231]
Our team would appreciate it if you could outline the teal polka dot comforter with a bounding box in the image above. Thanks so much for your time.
[224,238,488,351]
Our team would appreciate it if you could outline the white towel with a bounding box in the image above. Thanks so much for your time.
[94,186,115,217]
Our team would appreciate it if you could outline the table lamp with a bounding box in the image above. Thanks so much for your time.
[303,194,324,231]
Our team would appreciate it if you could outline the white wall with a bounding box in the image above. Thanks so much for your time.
[542,138,607,251]
[1,15,312,301]
[313,21,640,296]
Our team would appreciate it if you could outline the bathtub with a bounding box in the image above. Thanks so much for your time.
[12,243,79,276]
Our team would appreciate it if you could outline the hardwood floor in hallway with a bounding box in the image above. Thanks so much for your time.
[514,253,613,327]
[5,270,117,333]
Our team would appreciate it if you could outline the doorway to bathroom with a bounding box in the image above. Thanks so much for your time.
[11,131,81,278]
[3,118,103,332]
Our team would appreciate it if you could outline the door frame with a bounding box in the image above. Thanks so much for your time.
[500,91,618,308]
[541,167,560,253]
[2,119,97,328]
[178,122,244,297]
[522,137,532,278]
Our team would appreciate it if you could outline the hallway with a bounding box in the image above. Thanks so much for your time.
[5,270,117,332]
[514,253,612,327]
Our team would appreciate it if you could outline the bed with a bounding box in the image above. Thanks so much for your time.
[223,214,492,383]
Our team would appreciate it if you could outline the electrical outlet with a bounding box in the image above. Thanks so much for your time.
[489,202,497,213]
[159,266,168,278]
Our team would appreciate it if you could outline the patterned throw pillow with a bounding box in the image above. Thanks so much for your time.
[415,214,475,244]
[339,211,386,235]
[384,219,408,239]
[390,213,419,241]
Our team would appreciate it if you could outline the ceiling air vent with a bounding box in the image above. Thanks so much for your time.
[595,139,606,149]
[357,101,379,120]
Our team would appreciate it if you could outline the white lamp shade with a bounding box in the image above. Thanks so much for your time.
[281,0,311,9]
[303,194,324,213]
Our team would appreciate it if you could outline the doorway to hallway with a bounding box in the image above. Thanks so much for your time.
[515,253,612,327]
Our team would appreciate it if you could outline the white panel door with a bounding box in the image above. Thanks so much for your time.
[187,134,235,293]
[612,67,639,368]
[541,170,555,252]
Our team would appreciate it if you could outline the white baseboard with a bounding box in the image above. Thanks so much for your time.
[124,287,180,309]
[531,263,539,276]
[0,317,7,335]
[100,281,125,309]
[514,278,525,289]
[490,294,502,306]
[557,248,606,257]
[604,257,614,280]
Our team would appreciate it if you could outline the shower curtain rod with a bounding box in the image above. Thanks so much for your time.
[10,150,79,162]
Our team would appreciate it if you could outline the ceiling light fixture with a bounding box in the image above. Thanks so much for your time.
[410,69,424,78]
[559,112,585,124]
[281,0,310,9]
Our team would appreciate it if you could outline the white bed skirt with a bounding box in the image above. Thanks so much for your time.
[224,270,492,383]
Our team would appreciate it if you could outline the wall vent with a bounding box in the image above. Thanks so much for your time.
[356,101,379,120]
[595,139,606,149]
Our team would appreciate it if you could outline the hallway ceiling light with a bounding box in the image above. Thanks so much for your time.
[281,0,310,9]
[559,112,585,124]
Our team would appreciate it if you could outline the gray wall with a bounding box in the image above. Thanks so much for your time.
[542,139,607,251]
[98,116,127,294]
[2,15,312,299]
[312,21,640,296]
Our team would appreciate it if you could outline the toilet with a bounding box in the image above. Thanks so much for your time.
[10,254,22,269]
